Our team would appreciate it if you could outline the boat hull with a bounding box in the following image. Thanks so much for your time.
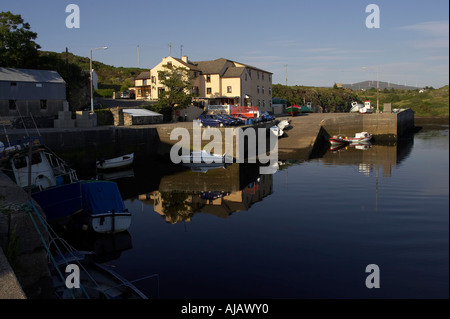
[97,153,134,170]
[31,181,83,223]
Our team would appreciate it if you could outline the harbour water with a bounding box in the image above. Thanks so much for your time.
[63,119,449,299]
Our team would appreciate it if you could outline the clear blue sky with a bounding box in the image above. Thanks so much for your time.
[2,0,449,88]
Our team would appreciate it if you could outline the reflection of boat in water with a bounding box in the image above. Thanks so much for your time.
[51,250,148,299]
[96,153,134,170]
[329,143,348,153]
[352,143,372,150]
[198,191,230,200]
[97,168,135,181]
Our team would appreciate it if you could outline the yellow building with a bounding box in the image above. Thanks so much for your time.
[135,56,273,113]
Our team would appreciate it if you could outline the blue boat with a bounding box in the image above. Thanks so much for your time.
[1,137,131,233]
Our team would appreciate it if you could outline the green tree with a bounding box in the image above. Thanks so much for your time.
[0,11,40,68]
[154,64,193,121]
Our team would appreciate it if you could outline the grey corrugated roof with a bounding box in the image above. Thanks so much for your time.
[0,67,65,83]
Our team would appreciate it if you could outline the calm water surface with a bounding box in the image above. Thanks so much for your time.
[69,121,449,299]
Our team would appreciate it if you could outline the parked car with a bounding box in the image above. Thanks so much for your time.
[215,114,238,126]
[226,115,245,125]
[197,114,224,127]
[260,112,275,121]
[120,91,131,99]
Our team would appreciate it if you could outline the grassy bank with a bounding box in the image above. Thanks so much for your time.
[273,84,449,117]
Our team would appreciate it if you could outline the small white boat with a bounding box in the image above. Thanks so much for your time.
[277,119,290,130]
[359,101,374,114]
[270,125,284,137]
[181,150,232,172]
[347,132,372,144]
[350,101,363,113]
[97,153,134,170]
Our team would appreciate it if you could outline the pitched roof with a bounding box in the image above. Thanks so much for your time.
[192,58,273,75]
[222,66,245,78]
[0,67,65,83]
[135,71,150,80]
[192,58,229,74]
[170,57,202,72]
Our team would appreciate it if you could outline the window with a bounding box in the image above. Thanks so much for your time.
[207,88,212,94]
[36,83,42,88]
[40,100,47,110]
[143,79,148,85]
[262,86,265,94]
[167,61,172,68]
[227,86,232,93]
[151,76,156,84]
[262,73,264,81]
[269,87,272,95]
[257,85,260,94]
[269,75,272,82]
[206,75,211,83]
[258,100,261,107]
[263,100,265,108]
[10,82,17,86]
[9,100,16,110]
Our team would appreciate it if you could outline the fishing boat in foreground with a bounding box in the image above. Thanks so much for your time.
[96,153,134,170]
[51,250,148,299]
[0,137,131,233]
[1,136,83,223]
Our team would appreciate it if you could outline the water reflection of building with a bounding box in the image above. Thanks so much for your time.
[137,164,273,224]
[321,139,413,177]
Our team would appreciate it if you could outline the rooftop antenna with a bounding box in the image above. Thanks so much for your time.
[169,42,172,57]
[180,44,183,58]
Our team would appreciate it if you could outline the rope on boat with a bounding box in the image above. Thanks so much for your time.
[22,200,95,299]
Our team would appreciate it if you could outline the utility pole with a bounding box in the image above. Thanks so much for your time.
[137,45,140,68]
[285,64,288,87]
[169,42,172,56]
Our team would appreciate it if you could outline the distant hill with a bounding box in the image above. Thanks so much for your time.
[342,81,420,91]
[39,51,146,91]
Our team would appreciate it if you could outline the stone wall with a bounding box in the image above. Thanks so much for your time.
[0,173,53,298]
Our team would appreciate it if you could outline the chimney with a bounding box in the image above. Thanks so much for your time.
[181,56,188,63]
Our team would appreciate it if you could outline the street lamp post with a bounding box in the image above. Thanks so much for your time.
[90,46,108,113]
